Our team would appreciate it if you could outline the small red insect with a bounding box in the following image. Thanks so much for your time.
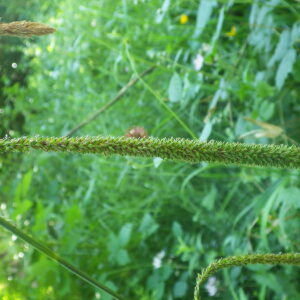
[125,127,148,138]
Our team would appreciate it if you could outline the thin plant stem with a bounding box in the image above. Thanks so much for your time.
[1,136,300,169]
[64,66,156,137]
[0,215,124,300]
[194,253,300,300]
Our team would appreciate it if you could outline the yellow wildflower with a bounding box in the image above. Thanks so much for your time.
[179,14,189,25]
[225,26,237,37]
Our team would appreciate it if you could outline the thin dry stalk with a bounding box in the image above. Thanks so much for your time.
[64,66,156,137]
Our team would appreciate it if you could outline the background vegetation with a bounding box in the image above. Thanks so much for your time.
[0,0,300,299]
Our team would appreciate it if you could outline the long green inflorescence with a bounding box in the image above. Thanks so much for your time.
[1,136,300,169]
[194,253,300,300]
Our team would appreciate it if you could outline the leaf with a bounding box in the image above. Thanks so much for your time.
[168,73,182,103]
[291,21,300,44]
[248,1,278,52]
[255,81,274,98]
[201,185,217,211]
[235,115,248,137]
[253,273,284,295]
[210,5,225,48]
[193,0,217,38]
[153,157,163,168]
[279,187,300,209]
[260,186,281,250]
[258,101,274,121]
[147,272,160,289]
[12,199,32,220]
[21,171,33,197]
[173,280,188,298]
[14,170,33,202]
[119,223,133,246]
[278,187,300,246]
[181,74,200,109]
[155,0,170,24]
[107,233,119,253]
[117,249,130,266]
[199,78,226,141]
[249,2,259,28]
[267,30,290,68]
[203,78,226,123]
[65,204,81,229]
[199,121,213,142]
[32,202,47,234]
[28,256,58,284]
[276,48,297,90]
[256,0,280,24]
[99,281,118,300]
[238,288,248,300]
[139,213,159,238]
[161,265,172,280]
[172,221,183,237]
[293,58,300,82]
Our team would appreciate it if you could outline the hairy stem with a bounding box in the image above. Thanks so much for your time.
[194,253,300,300]
[1,136,300,168]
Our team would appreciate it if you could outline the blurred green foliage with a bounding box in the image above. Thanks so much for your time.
[0,0,300,299]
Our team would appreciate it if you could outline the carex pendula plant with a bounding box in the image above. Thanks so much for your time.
[0,20,299,300]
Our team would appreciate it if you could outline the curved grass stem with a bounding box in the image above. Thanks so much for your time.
[194,253,300,300]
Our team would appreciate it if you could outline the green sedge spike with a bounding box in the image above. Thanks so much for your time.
[1,136,300,169]
[194,253,300,300]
